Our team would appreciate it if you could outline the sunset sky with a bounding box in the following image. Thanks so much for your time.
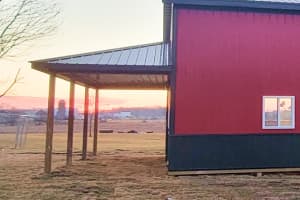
[0,0,167,109]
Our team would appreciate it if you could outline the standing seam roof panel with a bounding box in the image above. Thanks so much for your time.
[117,49,131,65]
[155,44,163,66]
[98,52,113,65]
[145,46,157,66]
[43,42,170,67]
[94,54,104,65]
[136,47,148,66]
[126,48,140,65]
[83,54,104,64]
[107,51,122,65]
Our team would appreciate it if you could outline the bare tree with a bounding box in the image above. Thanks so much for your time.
[0,68,21,98]
[0,0,60,97]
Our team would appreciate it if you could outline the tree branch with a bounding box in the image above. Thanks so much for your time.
[0,0,60,58]
[0,0,25,39]
[0,68,22,98]
[0,0,60,98]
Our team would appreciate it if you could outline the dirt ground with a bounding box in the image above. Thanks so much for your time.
[1,128,300,199]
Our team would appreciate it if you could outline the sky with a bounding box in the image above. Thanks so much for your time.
[0,0,167,109]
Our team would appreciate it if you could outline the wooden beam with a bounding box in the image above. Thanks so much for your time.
[45,74,55,173]
[66,81,75,166]
[31,62,173,74]
[93,89,99,156]
[82,87,89,160]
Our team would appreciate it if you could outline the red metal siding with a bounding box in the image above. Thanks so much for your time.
[175,9,300,134]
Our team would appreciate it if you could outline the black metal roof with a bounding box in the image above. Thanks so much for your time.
[163,0,300,11]
[31,42,172,89]
[34,42,170,66]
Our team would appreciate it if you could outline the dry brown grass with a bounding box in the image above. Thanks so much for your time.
[0,119,165,134]
[1,130,300,199]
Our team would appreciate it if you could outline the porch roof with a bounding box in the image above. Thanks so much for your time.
[31,42,172,90]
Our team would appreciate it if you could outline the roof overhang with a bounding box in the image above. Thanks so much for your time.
[31,42,172,90]
[163,0,300,12]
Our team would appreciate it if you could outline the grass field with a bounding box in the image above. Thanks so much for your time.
[2,130,300,199]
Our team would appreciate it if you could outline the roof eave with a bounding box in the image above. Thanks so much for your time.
[31,62,173,75]
[163,0,300,12]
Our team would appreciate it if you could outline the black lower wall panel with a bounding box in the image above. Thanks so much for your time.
[168,134,300,171]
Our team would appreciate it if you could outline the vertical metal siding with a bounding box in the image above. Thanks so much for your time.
[175,8,300,134]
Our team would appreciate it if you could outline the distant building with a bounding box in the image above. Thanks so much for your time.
[34,110,47,124]
[113,111,132,119]
[55,100,66,120]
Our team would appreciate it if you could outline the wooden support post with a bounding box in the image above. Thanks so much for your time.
[93,89,99,156]
[82,87,89,160]
[66,81,75,166]
[45,74,55,174]
[256,172,263,177]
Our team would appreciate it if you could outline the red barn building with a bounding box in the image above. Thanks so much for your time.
[165,0,300,174]
[32,0,300,174]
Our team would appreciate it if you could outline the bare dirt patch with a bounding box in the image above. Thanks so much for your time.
[1,132,300,199]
